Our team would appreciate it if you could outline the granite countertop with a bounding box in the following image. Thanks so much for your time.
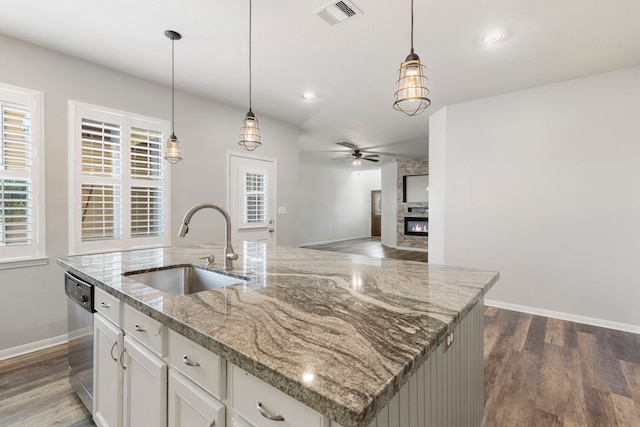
[58,243,499,427]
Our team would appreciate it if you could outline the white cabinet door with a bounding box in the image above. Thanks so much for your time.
[94,313,123,427]
[168,370,225,427]
[122,335,167,427]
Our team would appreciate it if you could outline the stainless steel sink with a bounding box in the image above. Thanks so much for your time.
[124,265,246,296]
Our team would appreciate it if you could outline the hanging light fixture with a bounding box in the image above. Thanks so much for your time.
[164,30,183,164]
[238,0,262,151]
[393,0,431,116]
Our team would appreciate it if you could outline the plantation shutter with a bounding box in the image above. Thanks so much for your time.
[0,101,32,247]
[130,127,164,238]
[80,118,122,242]
[243,172,266,225]
[71,102,170,254]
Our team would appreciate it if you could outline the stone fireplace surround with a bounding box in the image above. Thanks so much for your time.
[396,159,428,250]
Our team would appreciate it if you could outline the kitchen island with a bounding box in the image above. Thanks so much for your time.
[58,243,499,427]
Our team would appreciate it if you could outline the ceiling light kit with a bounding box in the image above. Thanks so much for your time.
[301,92,316,101]
[332,141,381,166]
[163,30,184,164]
[393,0,431,116]
[238,0,262,151]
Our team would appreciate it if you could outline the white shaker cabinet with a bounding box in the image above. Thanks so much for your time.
[230,365,329,427]
[167,329,226,427]
[94,313,123,427]
[168,370,225,427]
[122,334,167,427]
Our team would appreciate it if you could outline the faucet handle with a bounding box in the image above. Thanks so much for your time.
[226,252,239,261]
[199,254,215,265]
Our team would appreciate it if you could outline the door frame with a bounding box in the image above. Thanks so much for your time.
[226,151,278,244]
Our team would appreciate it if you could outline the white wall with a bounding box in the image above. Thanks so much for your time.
[298,162,380,245]
[0,34,299,354]
[381,162,397,248]
[429,66,640,330]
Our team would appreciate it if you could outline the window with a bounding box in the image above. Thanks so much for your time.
[69,102,170,254]
[0,83,45,267]
[241,171,267,227]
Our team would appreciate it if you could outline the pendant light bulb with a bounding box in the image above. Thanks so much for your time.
[393,0,430,116]
[239,0,262,151]
[164,30,183,164]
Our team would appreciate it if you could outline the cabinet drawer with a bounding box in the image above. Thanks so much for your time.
[95,287,122,326]
[231,365,326,427]
[168,329,226,400]
[123,304,166,356]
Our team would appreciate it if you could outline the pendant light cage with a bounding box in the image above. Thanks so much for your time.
[393,54,431,116]
[239,111,261,151]
[393,0,431,116]
[164,30,183,164]
[239,0,262,151]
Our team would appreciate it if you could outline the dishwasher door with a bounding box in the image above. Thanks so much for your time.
[65,272,95,413]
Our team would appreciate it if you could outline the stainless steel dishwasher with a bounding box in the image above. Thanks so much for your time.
[65,272,95,413]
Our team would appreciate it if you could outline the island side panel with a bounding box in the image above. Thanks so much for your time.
[338,298,484,427]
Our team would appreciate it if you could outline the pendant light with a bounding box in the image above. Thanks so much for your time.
[393,0,431,116]
[164,30,183,164]
[238,0,262,151]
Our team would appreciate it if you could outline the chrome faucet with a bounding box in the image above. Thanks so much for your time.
[178,202,239,271]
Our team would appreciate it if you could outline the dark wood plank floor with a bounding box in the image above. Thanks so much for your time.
[1,238,638,426]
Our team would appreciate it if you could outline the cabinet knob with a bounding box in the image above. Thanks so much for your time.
[257,401,285,421]
[134,324,146,332]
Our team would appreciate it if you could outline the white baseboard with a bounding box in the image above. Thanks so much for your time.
[485,299,640,334]
[396,245,428,253]
[0,333,68,361]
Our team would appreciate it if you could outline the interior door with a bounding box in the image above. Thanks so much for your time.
[371,190,381,236]
[228,153,276,245]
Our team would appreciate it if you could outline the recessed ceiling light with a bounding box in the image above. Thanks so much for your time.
[481,31,506,45]
[301,92,316,101]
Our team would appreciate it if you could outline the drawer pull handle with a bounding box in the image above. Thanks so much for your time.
[183,355,200,367]
[134,324,146,332]
[257,401,285,421]
[100,302,111,308]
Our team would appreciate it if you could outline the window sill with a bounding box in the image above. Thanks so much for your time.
[0,256,49,270]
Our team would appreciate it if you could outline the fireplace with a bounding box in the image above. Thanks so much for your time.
[404,217,428,236]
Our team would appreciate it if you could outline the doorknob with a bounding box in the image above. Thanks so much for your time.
[269,228,275,233]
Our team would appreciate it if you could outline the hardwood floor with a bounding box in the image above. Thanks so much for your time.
[484,306,640,427]
[1,238,638,426]
[302,236,429,262]
[0,344,94,426]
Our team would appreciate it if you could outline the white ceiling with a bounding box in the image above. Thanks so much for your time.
[2,0,640,170]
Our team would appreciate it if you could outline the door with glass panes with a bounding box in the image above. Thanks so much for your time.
[228,153,276,246]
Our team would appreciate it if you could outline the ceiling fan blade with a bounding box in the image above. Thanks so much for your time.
[362,154,380,158]
[363,157,379,162]
[331,156,353,160]
[336,141,358,149]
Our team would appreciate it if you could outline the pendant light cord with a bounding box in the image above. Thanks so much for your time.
[171,37,176,134]
[249,0,253,112]
[410,0,414,53]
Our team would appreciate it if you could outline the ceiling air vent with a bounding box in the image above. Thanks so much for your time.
[315,0,362,26]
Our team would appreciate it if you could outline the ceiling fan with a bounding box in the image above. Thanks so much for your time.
[332,141,380,165]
